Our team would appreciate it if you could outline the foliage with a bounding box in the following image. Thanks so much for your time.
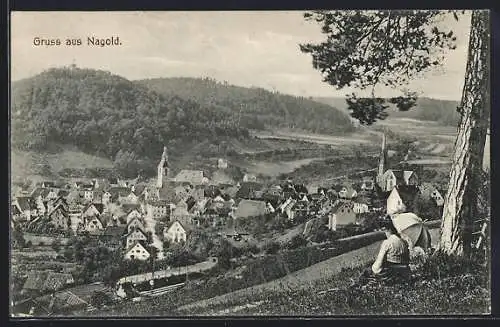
[90,290,114,307]
[300,10,459,125]
[11,67,249,177]
[51,237,62,252]
[138,77,356,134]
[12,67,356,179]
[11,224,26,249]
[263,241,281,255]
[412,193,443,220]
[175,249,489,316]
[346,93,389,125]
[418,251,488,280]
[285,235,309,250]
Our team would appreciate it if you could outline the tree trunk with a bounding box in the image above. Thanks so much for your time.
[438,10,490,256]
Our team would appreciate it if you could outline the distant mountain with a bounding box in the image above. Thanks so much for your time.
[314,96,460,126]
[136,77,356,134]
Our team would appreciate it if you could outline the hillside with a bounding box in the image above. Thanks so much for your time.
[11,67,357,178]
[314,96,460,126]
[11,67,250,159]
[136,77,355,134]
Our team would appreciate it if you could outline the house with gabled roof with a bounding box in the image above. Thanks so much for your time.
[353,196,370,214]
[243,174,257,182]
[339,184,358,199]
[211,169,235,186]
[100,225,126,248]
[163,220,188,244]
[145,200,171,219]
[40,181,56,189]
[174,170,207,186]
[107,187,133,203]
[171,200,191,225]
[84,215,105,233]
[13,196,38,221]
[418,183,445,207]
[279,198,298,221]
[119,191,139,205]
[47,204,70,230]
[81,203,105,218]
[386,185,419,215]
[124,241,150,261]
[122,204,142,223]
[125,227,148,249]
[23,271,74,294]
[42,272,75,293]
[327,200,356,231]
[380,169,419,192]
[126,217,145,234]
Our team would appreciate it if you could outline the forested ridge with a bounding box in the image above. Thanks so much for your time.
[137,77,355,133]
[11,67,252,157]
[11,67,354,177]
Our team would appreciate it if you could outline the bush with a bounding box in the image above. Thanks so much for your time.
[90,290,114,307]
[285,235,308,250]
[264,241,281,255]
[419,251,487,280]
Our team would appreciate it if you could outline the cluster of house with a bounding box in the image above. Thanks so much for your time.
[11,137,446,261]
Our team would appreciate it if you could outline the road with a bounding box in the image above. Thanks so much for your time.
[117,257,218,285]
[143,214,165,259]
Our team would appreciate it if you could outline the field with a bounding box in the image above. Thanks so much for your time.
[10,146,113,182]
[242,158,322,177]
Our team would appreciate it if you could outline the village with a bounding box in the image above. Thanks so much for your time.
[10,132,450,315]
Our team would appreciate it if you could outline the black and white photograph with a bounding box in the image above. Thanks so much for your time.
[9,10,491,317]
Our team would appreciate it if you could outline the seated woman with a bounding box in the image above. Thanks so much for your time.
[355,220,411,286]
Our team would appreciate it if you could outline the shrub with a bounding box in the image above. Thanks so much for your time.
[419,251,487,280]
[264,241,281,255]
[285,235,308,250]
[90,290,114,307]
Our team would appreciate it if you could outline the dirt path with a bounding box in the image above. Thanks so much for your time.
[143,215,164,259]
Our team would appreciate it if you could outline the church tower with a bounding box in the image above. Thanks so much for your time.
[376,133,387,188]
[157,146,169,189]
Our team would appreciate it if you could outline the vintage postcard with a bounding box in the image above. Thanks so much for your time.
[9,10,491,317]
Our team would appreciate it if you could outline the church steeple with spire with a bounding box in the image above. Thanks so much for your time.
[376,132,387,188]
[157,146,169,189]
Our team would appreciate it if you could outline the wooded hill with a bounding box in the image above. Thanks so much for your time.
[314,96,461,126]
[136,77,355,134]
[10,67,354,177]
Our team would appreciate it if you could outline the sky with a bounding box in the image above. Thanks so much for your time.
[11,11,471,100]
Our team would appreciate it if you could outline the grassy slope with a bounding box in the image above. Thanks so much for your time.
[189,263,489,316]
[10,146,113,182]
